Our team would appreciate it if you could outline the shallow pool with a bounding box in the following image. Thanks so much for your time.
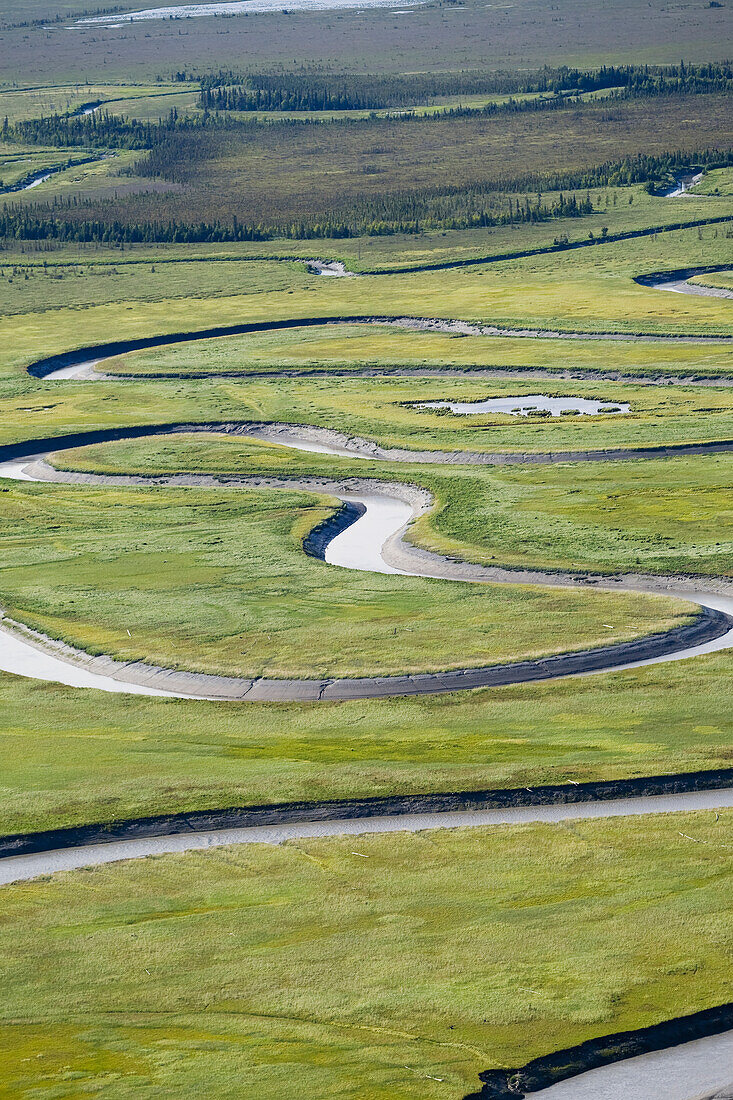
[419,394,630,417]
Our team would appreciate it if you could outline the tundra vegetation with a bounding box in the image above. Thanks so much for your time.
[0,812,730,1099]
[0,1,731,1096]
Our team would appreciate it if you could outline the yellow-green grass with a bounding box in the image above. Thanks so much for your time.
[0,481,690,679]
[1,812,731,1098]
[2,245,733,411]
[334,197,730,274]
[82,348,733,454]
[2,255,733,454]
[692,272,733,292]
[469,219,733,283]
[95,89,201,122]
[42,369,733,455]
[26,264,723,338]
[104,322,733,380]
[0,650,730,836]
[342,191,733,272]
[414,455,733,577]
[1,182,730,279]
[1,192,732,317]
[58,439,733,578]
[6,148,141,203]
[0,83,195,122]
[0,256,305,318]
[0,144,80,187]
[355,189,733,275]
[690,166,733,197]
[0,217,729,837]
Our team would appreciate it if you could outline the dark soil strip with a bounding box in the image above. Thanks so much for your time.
[100,366,733,384]
[26,313,733,379]
[3,421,733,467]
[634,263,733,287]
[28,317,355,378]
[0,422,248,462]
[2,561,724,702]
[302,500,365,558]
[315,604,729,699]
[365,216,733,275]
[465,1002,733,1098]
[1,767,730,860]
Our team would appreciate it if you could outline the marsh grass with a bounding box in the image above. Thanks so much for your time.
[58,437,733,578]
[414,455,733,577]
[0,480,690,679]
[0,186,729,864]
[78,357,733,455]
[0,649,730,836]
[0,812,730,1098]
[2,192,733,324]
[1,31,732,1100]
[0,145,78,188]
[103,323,733,381]
[692,272,733,291]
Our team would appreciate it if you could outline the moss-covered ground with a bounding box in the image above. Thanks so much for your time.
[0,478,691,678]
[0,812,730,1098]
[0,175,731,1100]
[56,437,732,577]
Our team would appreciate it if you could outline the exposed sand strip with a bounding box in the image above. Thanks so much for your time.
[2,785,732,886]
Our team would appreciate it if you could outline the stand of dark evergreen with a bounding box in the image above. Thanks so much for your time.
[6,61,733,153]
[2,59,732,244]
[198,61,733,112]
[0,190,594,243]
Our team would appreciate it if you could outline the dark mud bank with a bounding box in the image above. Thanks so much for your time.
[27,317,388,379]
[635,263,733,288]
[465,1002,733,1099]
[25,309,733,380]
[302,500,365,558]
[367,215,733,275]
[3,421,733,469]
[0,421,266,462]
[1,767,731,861]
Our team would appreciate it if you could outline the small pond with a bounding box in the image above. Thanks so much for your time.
[418,394,630,417]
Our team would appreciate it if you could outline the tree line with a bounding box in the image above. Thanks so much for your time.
[0,191,593,244]
[198,61,733,112]
[2,144,730,244]
[7,61,733,153]
[483,149,733,193]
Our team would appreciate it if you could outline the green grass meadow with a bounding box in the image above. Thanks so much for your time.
[102,321,733,381]
[56,437,732,577]
[0,479,692,678]
[0,650,730,838]
[0,811,730,1098]
[0,220,728,836]
[0,71,731,1100]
